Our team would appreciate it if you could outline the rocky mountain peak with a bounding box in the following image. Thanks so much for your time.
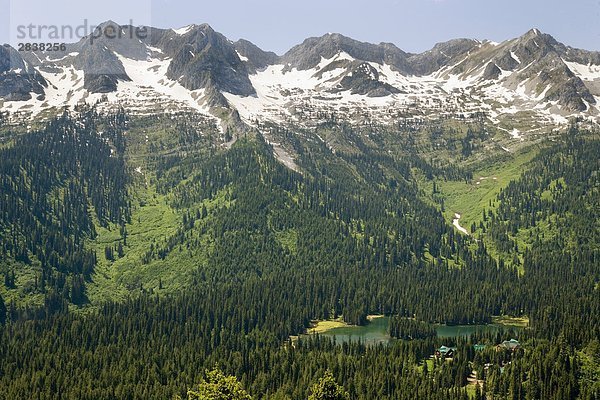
[282,33,412,73]
[164,23,255,96]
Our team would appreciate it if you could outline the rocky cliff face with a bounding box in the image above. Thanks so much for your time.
[0,45,47,101]
[338,62,401,97]
[234,39,280,73]
[73,40,131,93]
[161,24,256,96]
[407,38,480,75]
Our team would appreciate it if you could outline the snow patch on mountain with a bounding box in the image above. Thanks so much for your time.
[564,61,600,82]
[510,51,521,64]
[173,25,196,35]
[108,54,211,114]
[2,66,86,114]
[236,51,249,62]
[225,49,592,131]
[1,53,216,119]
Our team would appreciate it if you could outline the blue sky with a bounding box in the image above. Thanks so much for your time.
[2,0,600,54]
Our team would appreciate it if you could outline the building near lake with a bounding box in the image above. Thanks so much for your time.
[496,339,520,351]
[435,345,457,359]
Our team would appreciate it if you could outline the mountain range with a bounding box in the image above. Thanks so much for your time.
[1,22,600,134]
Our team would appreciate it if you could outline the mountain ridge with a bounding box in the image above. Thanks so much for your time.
[1,22,599,133]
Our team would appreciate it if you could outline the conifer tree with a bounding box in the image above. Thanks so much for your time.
[0,293,6,325]
[187,368,252,400]
[308,371,349,400]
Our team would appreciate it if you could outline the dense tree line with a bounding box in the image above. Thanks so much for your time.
[0,112,598,398]
[389,317,437,340]
[486,129,600,345]
[0,109,130,306]
[144,136,520,325]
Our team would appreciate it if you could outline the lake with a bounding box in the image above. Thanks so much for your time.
[319,316,392,345]
[436,323,521,338]
[317,317,523,345]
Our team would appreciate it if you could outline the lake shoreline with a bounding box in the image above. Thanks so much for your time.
[305,315,528,345]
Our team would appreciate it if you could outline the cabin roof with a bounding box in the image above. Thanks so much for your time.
[438,345,457,353]
[499,339,521,349]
